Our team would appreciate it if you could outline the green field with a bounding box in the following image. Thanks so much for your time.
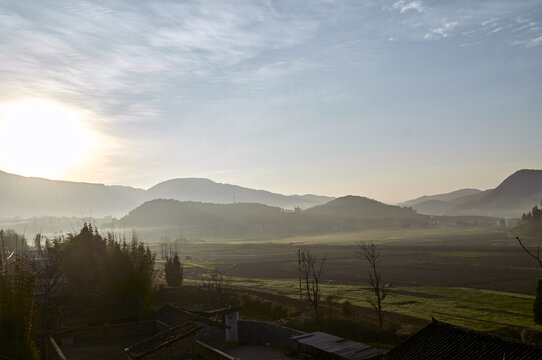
[161,226,542,334]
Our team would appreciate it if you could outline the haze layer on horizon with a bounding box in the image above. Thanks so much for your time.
[0,0,541,203]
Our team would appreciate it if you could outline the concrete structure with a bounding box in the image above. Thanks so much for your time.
[225,311,239,343]
[195,306,241,344]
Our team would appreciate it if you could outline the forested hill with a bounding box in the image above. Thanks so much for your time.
[305,195,427,220]
[117,197,431,239]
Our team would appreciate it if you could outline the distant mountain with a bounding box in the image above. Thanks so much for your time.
[117,199,333,239]
[147,178,334,210]
[117,196,431,239]
[455,169,542,217]
[0,170,147,218]
[306,195,428,221]
[399,170,542,217]
[399,189,482,208]
[401,190,491,216]
[0,170,333,218]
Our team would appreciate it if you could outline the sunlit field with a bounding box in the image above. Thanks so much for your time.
[153,226,542,333]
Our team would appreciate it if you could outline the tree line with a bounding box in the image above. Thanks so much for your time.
[0,224,158,359]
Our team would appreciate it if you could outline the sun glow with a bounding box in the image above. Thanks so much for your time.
[0,99,94,178]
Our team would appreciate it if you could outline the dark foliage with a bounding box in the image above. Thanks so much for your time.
[516,201,542,237]
[51,224,156,307]
[0,228,29,253]
[0,255,39,359]
[165,253,183,287]
[237,295,291,321]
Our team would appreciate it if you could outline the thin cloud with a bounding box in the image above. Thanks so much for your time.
[0,1,320,123]
[481,18,499,27]
[393,0,425,13]
[424,21,458,40]
[513,35,542,47]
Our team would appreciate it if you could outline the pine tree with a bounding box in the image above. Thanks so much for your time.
[164,253,183,287]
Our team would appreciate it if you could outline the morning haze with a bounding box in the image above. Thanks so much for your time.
[1,1,542,359]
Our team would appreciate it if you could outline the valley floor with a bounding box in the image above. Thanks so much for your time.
[162,227,542,334]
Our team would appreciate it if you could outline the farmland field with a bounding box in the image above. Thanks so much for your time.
[161,226,542,333]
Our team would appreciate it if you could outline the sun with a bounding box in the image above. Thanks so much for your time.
[0,99,94,179]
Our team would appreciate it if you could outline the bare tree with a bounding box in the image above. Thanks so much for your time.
[298,246,326,318]
[200,268,232,306]
[516,236,542,268]
[358,242,389,329]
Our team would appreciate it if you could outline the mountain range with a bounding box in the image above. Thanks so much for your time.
[1,168,541,220]
[398,169,542,217]
[0,170,333,218]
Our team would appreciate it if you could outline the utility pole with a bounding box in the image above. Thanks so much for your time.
[297,248,303,300]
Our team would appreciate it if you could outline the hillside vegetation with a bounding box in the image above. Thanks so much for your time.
[117,196,430,239]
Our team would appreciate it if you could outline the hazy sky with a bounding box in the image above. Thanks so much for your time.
[0,0,541,203]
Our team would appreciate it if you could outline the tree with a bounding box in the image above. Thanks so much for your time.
[516,236,542,268]
[53,224,157,307]
[0,255,39,359]
[515,202,542,324]
[30,235,63,333]
[165,253,183,287]
[358,242,389,329]
[200,268,232,306]
[298,245,326,318]
[516,201,542,238]
[0,228,29,254]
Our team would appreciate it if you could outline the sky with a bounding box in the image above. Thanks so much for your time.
[0,0,541,203]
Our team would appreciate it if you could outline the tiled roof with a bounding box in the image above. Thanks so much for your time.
[125,321,202,359]
[386,319,542,360]
[292,331,385,360]
[59,299,145,326]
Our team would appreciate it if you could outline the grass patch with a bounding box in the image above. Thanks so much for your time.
[224,277,542,332]
[435,251,497,258]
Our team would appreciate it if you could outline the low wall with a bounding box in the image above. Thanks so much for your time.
[196,340,237,360]
[238,320,304,349]
[197,324,227,350]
